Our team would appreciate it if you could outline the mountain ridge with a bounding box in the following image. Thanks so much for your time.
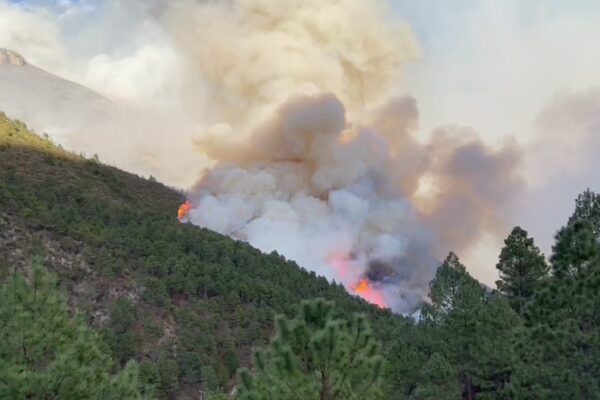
[0,49,113,145]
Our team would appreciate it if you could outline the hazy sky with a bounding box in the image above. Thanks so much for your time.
[395,0,600,138]
[391,1,600,271]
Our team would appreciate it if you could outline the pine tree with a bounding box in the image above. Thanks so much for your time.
[495,226,548,315]
[551,219,599,279]
[568,189,600,236]
[103,298,141,365]
[512,193,600,398]
[413,353,461,400]
[422,253,521,400]
[386,325,431,399]
[422,252,484,324]
[236,299,384,400]
[0,264,147,399]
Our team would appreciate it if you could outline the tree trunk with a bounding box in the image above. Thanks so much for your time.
[463,377,479,400]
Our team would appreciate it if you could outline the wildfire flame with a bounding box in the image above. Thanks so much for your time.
[178,201,192,222]
[352,278,386,309]
[327,254,387,309]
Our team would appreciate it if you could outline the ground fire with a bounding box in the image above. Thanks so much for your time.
[327,254,387,308]
[177,201,192,222]
[352,279,386,309]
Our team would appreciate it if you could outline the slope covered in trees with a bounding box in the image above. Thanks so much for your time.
[0,263,145,399]
[0,113,406,398]
[2,112,600,399]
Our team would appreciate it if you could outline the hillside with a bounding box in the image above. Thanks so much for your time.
[3,112,600,399]
[0,112,407,398]
[0,48,113,143]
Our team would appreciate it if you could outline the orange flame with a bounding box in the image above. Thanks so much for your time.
[327,254,386,309]
[178,201,192,222]
[352,278,386,309]
[353,278,370,294]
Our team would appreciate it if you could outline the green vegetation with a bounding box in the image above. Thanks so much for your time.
[238,299,384,400]
[0,263,145,399]
[0,113,402,398]
[406,252,520,399]
[2,112,600,399]
[495,226,548,315]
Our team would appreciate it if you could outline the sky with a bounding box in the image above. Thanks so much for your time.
[8,0,600,133]
[394,0,600,140]
[2,0,600,287]
[391,0,600,270]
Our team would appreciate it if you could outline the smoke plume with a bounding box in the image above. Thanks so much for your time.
[0,0,526,312]
[516,88,600,254]
[161,0,522,312]
[167,0,419,129]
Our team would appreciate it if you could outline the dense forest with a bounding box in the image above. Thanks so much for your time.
[1,112,599,399]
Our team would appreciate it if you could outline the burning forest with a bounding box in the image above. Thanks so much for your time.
[173,0,522,313]
[3,0,600,398]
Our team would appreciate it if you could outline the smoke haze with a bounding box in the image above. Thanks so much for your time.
[1,0,598,311]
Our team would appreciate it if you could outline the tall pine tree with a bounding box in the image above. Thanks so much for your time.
[236,299,384,400]
[422,253,521,400]
[568,189,600,236]
[512,192,600,398]
[495,226,548,315]
[422,252,484,324]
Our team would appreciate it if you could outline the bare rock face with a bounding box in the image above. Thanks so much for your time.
[0,48,115,148]
[0,48,27,66]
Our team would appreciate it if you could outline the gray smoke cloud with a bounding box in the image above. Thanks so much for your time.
[517,88,600,255]
[162,0,522,312]
[0,0,525,312]
[187,94,432,311]
[184,91,522,312]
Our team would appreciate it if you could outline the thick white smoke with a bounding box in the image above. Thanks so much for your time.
[167,0,419,129]
[186,94,435,311]
[184,92,521,312]
[0,0,526,312]
[169,0,522,313]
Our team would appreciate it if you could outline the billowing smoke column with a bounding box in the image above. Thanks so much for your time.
[182,92,521,312]
[184,94,437,311]
[171,0,523,313]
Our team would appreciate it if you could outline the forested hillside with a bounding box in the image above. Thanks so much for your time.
[0,113,406,398]
[2,112,600,399]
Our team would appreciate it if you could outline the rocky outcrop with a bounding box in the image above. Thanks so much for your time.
[0,48,27,66]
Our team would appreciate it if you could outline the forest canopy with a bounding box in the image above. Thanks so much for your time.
[1,114,600,399]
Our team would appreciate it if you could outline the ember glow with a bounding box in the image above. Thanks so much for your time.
[177,201,191,222]
[327,254,351,282]
[327,254,387,309]
[352,279,386,309]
